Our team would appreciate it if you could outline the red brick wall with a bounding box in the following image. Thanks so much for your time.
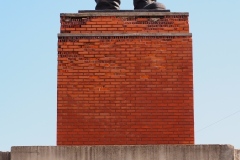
[57,12,194,145]
[60,14,189,34]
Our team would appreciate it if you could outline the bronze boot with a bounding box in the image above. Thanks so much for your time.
[134,0,165,9]
[95,0,121,10]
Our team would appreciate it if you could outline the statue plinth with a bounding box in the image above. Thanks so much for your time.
[57,10,194,145]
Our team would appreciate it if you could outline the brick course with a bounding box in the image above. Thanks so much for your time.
[57,11,194,145]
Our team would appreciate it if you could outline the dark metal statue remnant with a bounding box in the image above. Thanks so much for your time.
[95,0,166,10]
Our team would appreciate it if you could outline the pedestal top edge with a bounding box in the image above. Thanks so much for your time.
[78,10,171,13]
[61,11,189,17]
[58,33,192,37]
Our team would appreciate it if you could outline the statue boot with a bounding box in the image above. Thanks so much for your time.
[134,0,166,9]
[95,0,120,10]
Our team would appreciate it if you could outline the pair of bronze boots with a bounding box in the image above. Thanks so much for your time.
[95,0,165,10]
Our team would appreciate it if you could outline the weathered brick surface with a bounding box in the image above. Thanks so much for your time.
[57,11,194,145]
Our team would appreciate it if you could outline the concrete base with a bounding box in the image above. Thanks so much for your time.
[235,150,240,160]
[0,152,10,160]
[8,145,239,160]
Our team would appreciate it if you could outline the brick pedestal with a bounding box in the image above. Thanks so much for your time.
[57,11,194,145]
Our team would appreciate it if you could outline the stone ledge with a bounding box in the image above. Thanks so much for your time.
[61,11,189,17]
[78,10,171,13]
[0,152,10,160]
[10,145,236,160]
[58,33,192,37]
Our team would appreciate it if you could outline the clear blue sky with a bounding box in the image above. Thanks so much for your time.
[0,0,240,151]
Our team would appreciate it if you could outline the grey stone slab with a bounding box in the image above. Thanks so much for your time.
[0,152,10,160]
[57,33,192,37]
[78,10,171,13]
[11,145,235,160]
[61,11,189,17]
[235,150,240,160]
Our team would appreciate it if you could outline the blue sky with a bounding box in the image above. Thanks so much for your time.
[0,0,240,151]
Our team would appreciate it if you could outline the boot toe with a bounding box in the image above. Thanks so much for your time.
[143,2,166,10]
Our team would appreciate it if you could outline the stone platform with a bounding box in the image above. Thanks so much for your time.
[1,145,240,160]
